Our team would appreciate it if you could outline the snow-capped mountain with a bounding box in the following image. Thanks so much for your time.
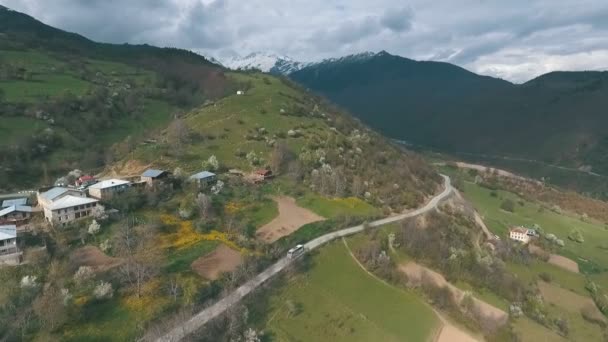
[221,52,311,75]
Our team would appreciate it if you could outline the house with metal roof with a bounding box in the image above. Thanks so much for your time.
[0,205,34,227]
[1,198,27,208]
[43,196,100,226]
[37,187,86,208]
[0,225,20,265]
[88,179,131,200]
[189,171,217,187]
[141,169,170,186]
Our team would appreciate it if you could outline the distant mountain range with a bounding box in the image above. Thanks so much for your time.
[290,51,608,194]
[219,51,385,76]
[220,52,311,75]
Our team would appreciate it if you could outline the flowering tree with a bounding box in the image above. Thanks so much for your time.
[202,155,219,171]
[88,220,101,235]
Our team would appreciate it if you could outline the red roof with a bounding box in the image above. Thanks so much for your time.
[79,175,95,181]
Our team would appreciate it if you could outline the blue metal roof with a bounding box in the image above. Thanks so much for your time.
[190,171,216,180]
[1,198,27,208]
[39,187,69,201]
[142,169,166,178]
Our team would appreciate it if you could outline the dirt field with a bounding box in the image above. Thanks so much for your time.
[191,244,243,280]
[256,196,325,243]
[70,246,122,272]
[529,245,579,273]
[436,323,479,342]
[400,262,508,328]
[538,281,605,323]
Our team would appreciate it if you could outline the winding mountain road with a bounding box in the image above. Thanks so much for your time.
[156,175,453,342]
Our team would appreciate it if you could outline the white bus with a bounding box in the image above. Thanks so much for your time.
[287,244,306,259]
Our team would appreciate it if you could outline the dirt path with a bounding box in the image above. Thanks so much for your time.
[70,246,122,272]
[528,245,580,273]
[400,262,508,329]
[341,239,479,342]
[256,196,324,243]
[191,244,243,280]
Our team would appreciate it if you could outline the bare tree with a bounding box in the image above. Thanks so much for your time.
[115,222,162,298]
[167,115,190,155]
[196,193,213,219]
[270,142,292,174]
[33,285,67,331]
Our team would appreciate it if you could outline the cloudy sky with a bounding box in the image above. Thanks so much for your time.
[2,0,608,82]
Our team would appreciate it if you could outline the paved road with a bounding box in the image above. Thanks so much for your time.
[156,175,453,342]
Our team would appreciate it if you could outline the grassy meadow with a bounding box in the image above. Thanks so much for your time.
[259,241,440,342]
[460,180,608,277]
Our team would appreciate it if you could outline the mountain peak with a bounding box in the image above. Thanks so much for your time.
[221,52,310,75]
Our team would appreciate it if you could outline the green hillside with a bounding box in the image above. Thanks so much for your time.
[257,241,440,342]
[291,52,608,197]
[0,6,232,190]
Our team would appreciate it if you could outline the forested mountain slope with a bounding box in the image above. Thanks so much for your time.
[291,52,608,193]
[0,6,230,189]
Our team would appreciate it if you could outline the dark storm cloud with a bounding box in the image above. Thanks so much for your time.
[2,0,608,82]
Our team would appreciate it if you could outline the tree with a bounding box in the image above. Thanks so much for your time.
[568,228,584,243]
[115,222,162,298]
[33,285,67,331]
[167,116,189,155]
[196,193,212,218]
[270,142,293,174]
[202,155,219,171]
[88,219,101,235]
[92,204,108,221]
[500,199,515,212]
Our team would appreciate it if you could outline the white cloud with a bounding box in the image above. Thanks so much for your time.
[2,0,608,82]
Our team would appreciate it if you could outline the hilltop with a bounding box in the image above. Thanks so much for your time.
[0,5,233,190]
[0,7,444,342]
[291,51,608,196]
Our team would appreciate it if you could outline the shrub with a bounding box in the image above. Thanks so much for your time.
[93,281,114,300]
[74,266,94,286]
[568,228,584,243]
[500,199,515,212]
[539,272,552,282]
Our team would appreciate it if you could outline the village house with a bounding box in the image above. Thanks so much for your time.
[87,179,131,200]
[75,175,97,188]
[189,171,217,187]
[140,169,170,186]
[43,196,100,226]
[0,225,21,265]
[37,187,87,209]
[0,205,34,227]
[1,197,28,208]
[509,227,531,243]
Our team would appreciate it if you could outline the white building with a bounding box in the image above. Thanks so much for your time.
[37,187,86,208]
[43,196,100,226]
[509,227,531,243]
[87,179,131,200]
[0,225,21,265]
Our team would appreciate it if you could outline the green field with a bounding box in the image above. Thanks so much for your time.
[506,260,588,295]
[297,194,380,218]
[461,181,608,275]
[260,241,440,342]
[512,317,567,342]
